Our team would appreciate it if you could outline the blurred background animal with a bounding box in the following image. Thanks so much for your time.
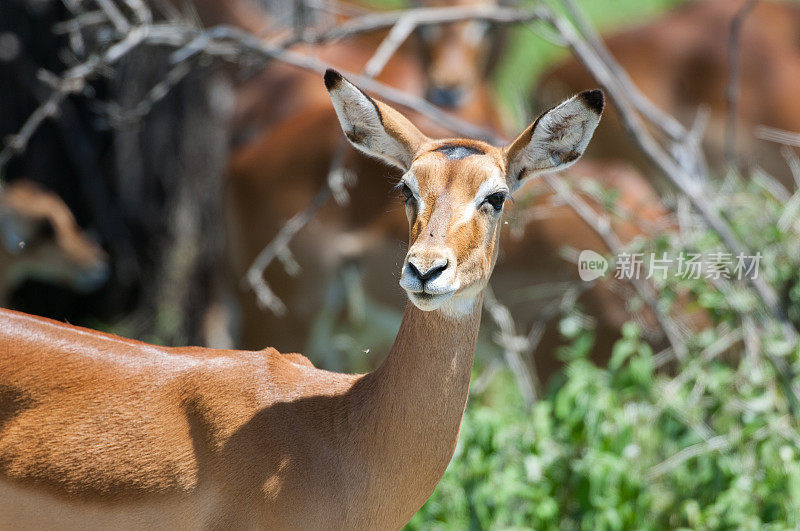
[0,180,108,303]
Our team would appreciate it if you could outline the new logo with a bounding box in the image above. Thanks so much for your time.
[578,250,609,282]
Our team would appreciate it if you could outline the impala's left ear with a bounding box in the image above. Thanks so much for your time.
[504,89,604,191]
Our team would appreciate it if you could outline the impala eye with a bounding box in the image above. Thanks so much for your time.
[484,192,506,212]
[400,183,414,203]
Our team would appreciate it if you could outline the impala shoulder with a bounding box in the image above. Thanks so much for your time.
[280,352,315,368]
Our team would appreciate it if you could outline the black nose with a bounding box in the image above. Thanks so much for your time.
[426,86,464,108]
[407,260,448,283]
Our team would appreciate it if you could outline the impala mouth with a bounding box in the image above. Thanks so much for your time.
[406,289,455,311]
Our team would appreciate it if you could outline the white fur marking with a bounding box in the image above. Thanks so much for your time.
[455,169,508,226]
[437,284,481,320]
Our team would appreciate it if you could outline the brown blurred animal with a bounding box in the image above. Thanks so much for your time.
[0,180,109,303]
[537,0,800,185]
[0,73,602,529]
[411,0,507,109]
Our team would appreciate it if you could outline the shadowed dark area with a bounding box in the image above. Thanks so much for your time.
[434,144,485,160]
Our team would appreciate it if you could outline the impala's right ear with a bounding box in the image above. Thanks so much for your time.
[324,69,428,171]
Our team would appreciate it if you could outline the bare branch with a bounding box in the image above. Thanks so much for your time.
[94,0,131,34]
[286,4,547,46]
[244,186,331,315]
[165,25,504,143]
[556,0,687,143]
[725,0,759,168]
[362,14,416,79]
[105,61,193,127]
[484,287,539,405]
[756,125,800,149]
[0,26,147,171]
[543,173,689,361]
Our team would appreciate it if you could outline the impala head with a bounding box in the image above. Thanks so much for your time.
[324,69,603,316]
[0,180,109,294]
[414,0,502,108]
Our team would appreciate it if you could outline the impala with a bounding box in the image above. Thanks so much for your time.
[0,70,603,529]
[229,0,503,355]
[231,64,668,378]
[0,179,109,303]
[225,1,675,373]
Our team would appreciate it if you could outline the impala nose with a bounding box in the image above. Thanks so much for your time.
[406,258,449,284]
[426,86,465,108]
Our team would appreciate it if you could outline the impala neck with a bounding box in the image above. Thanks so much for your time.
[353,293,483,522]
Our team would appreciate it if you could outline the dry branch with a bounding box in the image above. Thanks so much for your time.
[0,26,148,171]
[756,126,800,149]
[484,287,539,405]
[283,4,547,46]
[725,0,759,168]
[543,173,689,361]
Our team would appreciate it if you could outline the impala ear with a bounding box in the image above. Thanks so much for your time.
[324,69,428,171]
[504,89,604,190]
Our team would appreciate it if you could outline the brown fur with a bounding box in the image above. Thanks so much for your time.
[0,304,477,529]
[538,0,800,186]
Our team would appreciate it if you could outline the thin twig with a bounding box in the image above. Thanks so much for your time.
[648,434,732,479]
[105,61,193,127]
[756,125,800,148]
[484,287,538,405]
[725,0,759,169]
[244,186,331,315]
[0,26,148,171]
